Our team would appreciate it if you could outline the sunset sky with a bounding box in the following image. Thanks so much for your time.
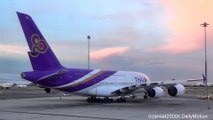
[0,0,212,82]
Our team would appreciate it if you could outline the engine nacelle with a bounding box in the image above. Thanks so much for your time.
[168,84,185,96]
[147,86,164,98]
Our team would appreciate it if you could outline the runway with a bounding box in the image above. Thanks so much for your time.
[0,95,212,120]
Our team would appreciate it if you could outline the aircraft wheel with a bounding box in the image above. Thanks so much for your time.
[116,98,126,103]
[110,98,113,103]
[103,97,113,103]
[144,92,148,99]
[87,98,91,102]
[87,96,97,103]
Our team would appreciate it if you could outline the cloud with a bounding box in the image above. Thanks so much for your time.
[91,47,129,60]
[148,33,203,54]
[149,0,213,54]
[0,44,27,55]
[91,5,168,52]
[0,0,212,81]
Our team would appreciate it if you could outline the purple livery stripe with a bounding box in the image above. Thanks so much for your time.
[58,70,117,92]
[35,69,93,87]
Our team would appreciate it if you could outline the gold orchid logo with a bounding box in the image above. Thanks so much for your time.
[29,34,49,57]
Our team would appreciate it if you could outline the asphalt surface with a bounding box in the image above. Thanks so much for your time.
[0,86,212,120]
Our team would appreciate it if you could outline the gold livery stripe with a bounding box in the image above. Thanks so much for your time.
[59,70,105,89]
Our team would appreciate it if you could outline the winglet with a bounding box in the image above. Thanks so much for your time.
[202,74,207,84]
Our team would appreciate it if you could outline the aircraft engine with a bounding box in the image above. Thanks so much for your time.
[147,86,164,98]
[168,84,185,96]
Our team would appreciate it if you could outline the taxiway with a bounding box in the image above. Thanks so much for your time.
[0,87,212,120]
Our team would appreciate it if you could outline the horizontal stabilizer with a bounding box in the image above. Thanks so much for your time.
[37,70,69,82]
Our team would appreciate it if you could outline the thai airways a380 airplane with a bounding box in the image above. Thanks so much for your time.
[17,12,203,102]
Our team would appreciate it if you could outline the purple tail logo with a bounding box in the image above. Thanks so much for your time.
[29,34,49,57]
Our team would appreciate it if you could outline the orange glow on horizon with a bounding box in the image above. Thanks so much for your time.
[0,44,27,55]
[91,47,129,60]
[152,0,213,54]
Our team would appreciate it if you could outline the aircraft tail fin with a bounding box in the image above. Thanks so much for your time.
[17,12,63,70]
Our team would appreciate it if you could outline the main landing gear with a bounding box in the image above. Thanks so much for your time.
[116,97,126,102]
[144,92,148,99]
[87,96,127,103]
[87,97,113,103]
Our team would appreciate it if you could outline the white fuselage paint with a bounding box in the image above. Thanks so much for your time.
[74,70,150,97]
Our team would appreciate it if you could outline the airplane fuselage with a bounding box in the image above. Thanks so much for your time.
[22,68,150,97]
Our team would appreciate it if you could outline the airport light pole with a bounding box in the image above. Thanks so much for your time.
[200,22,209,97]
[87,35,91,69]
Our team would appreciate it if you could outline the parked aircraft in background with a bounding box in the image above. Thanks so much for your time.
[0,82,16,89]
[0,73,31,89]
[17,12,203,103]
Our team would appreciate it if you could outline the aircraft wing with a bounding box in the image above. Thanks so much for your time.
[111,77,204,96]
[154,77,204,88]
[112,82,158,95]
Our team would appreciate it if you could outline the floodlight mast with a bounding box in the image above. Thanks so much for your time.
[87,35,91,69]
[200,22,209,97]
